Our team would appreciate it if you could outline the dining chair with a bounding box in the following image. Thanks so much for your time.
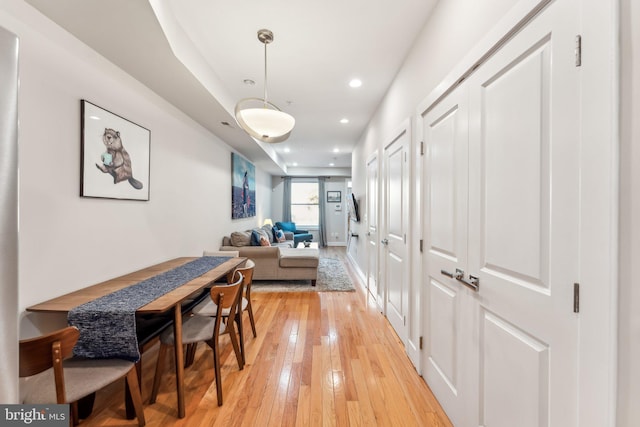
[19,326,145,427]
[149,273,243,407]
[192,259,257,365]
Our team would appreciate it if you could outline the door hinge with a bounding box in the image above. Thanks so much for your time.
[404,234,407,244]
[573,283,580,313]
[419,239,423,252]
[420,141,425,156]
[419,336,423,350]
[575,35,582,67]
[403,316,406,326]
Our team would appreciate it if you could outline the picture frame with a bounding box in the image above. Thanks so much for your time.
[231,152,256,219]
[80,100,150,201]
[327,190,341,203]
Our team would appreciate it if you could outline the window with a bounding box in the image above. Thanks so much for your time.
[291,181,319,226]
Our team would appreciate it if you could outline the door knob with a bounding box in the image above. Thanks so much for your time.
[381,238,389,245]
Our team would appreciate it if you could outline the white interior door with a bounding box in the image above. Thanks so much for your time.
[467,2,579,425]
[421,1,581,426]
[422,84,473,427]
[366,153,379,303]
[383,128,409,342]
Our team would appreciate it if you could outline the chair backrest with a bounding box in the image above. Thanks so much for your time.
[234,259,255,298]
[19,326,80,403]
[210,272,243,317]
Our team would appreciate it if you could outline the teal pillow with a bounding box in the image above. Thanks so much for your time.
[250,230,261,246]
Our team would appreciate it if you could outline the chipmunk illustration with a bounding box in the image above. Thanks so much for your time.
[95,128,143,190]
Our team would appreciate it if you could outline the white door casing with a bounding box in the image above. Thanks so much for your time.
[382,125,410,343]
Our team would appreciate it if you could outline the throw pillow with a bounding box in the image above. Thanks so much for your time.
[250,230,262,246]
[259,236,271,246]
[257,228,271,243]
[230,230,251,247]
[262,224,275,243]
[275,229,286,243]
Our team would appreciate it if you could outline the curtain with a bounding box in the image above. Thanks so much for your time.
[282,176,292,222]
[318,177,327,247]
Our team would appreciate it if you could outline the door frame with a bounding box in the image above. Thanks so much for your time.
[416,0,618,424]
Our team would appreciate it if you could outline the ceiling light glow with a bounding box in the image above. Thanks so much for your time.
[349,78,362,88]
[340,118,349,124]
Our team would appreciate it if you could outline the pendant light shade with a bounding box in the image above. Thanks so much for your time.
[235,29,295,143]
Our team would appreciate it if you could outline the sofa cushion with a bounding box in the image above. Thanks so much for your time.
[230,230,251,247]
[279,248,320,268]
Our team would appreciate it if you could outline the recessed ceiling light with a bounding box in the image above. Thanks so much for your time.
[284,147,291,153]
[340,118,349,124]
[329,163,335,166]
[333,148,340,153]
[349,78,362,88]
[292,162,298,166]
[243,79,255,85]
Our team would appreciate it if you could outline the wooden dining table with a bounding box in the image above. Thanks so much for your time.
[26,256,246,419]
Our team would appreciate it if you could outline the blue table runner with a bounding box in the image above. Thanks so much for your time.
[68,256,228,361]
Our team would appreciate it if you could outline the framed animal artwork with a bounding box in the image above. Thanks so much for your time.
[231,152,256,219]
[80,100,150,201]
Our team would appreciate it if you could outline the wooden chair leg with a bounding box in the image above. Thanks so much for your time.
[226,321,244,370]
[149,344,168,404]
[247,304,257,338]
[236,313,246,367]
[212,341,223,406]
[70,401,78,427]
[125,367,146,426]
[184,342,197,367]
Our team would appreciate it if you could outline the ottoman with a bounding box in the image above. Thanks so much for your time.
[278,248,320,285]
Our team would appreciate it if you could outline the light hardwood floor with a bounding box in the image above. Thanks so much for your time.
[82,247,453,426]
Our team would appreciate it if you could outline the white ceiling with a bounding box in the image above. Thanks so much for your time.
[24,0,437,175]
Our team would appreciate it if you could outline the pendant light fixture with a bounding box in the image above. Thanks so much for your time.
[235,29,295,143]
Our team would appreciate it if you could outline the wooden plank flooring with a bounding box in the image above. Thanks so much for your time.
[80,247,453,426]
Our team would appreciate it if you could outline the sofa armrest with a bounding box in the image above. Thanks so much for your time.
[293,229,308,234]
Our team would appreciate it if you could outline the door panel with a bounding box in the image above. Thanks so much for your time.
[482,37,550,287]
[481,310,549,427]
[383,129,409,341]
[429,279,458,393]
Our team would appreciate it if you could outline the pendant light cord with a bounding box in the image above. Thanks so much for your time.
[263,39,268,107]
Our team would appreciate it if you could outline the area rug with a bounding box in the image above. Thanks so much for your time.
[251,257,355,292]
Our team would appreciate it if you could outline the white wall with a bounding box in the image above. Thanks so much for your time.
[0,0,272,346]
[618,0,640,425]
